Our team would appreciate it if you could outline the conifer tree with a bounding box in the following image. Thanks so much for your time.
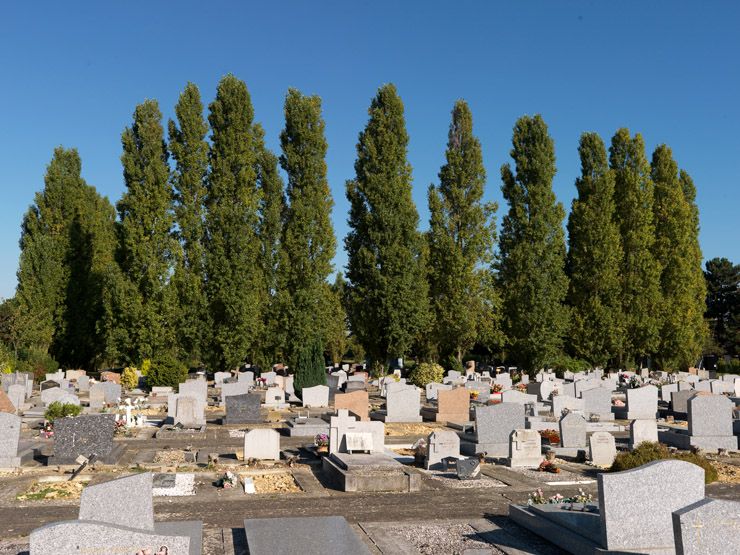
[276,89,336,367]
[705,257,740,355]
[168,83,210,366]
[428,100,499,365]
[345,84,430,370]
[205,75,263,370]
[498,115,569,371]
[651,146,706,369]
[114,100,178,363]
[609,129,661,367]
[293,336,326,397]
[326,273,348,365]
[254,125,285,366]
[17,147,116,367]
[566,133,624,367]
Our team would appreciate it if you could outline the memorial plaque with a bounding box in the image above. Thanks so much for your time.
[225,393,261,425]
[52,414,116,464]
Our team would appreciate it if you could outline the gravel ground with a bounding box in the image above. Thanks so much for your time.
[390,523,505,554]
[228,429,246,438]
[152,473,195,497]
[421,469,507,489]
[510,466,595,484]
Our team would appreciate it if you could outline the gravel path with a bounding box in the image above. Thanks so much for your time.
[421,469,507,489]
[390,522,505,554]
[508,467,595,484]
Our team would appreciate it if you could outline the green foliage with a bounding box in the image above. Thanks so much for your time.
[345,84,430,366]
[717,358,740,373]
[566,133,624,367]
[547,354,591,376]
[205,75,264,370]
[275,89,336,368]
[112,99,178,363]
[325,274,348,365]
[498,115,569,371]
[16,147,116,368]
[609,129,662,367]
[44,401,82,422]
[651,146,707,370]
[610,442,717,484]
[255,126,286,366]
[293,336,327,397]
[169,83,210,366]
[0,342,14,373]
[407,362,444,387]
[428,100,502,366]
[146,354,188,390]
[120,366,138,390]
[15,347,59,383]
[705,257,739,356]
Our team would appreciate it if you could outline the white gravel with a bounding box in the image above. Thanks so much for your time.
[390,523,505,554]
[421,469,507,489]
[228,429,246,438]
[152,473,196,497]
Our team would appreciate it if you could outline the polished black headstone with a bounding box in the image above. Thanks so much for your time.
[224,393,261,425]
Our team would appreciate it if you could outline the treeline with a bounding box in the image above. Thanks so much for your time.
[1,76,712,374]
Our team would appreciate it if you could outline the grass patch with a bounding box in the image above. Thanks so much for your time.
[610,442,718,484]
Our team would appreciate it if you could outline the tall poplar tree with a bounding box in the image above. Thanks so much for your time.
[345,84,429,370]
[651,146,706,369]
[168,83,209,366]
[113,100,178,363]
[205,75,263,370]
[254,125,285,366]
[428,100,499,366]
[609,129,661,367]
[276,89,336,367]
[566,133,624,367]
[17,147,116,367]
[705,257,740,355]
[498,115,569,371]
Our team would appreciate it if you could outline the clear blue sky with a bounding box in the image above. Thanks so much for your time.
[1,2,738,300]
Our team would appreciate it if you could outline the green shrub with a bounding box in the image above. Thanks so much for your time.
[717,358,740,373]
[16,347,59,383]
[121,366,139,390]
[0,342,14,373]
[610,442,717,484]
[408,362,445,388]
[44,402,82,422]
[146,354,188,390]
[445,355,464,375]
[548,354,591,377]
[294,337,327,398]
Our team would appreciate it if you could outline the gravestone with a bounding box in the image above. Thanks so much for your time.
[214,371,231,385]
[178,378,207,403]
[238,370,255,385]
[672,389,696,414]
[40,380,60,391]
[425,382,452,401]
[581,387,614,420]
[329,409,385,455]
[334,390,369,421]
[88,383,106,409]
[243,516,371,555]
[589,431,617,466]
[508,428,542,468]
[100,381,122,403]
[41,387,69,406]
[0,389,15,414]
[552,394,584,417]
[52,414,116,464]
[65,370,86,381]
[435,387,470,422]
[244,429,281,461]
[261,371,277,385]
[693,381,711,393]
[660,383,678,401]
[672,498,740,555]
[263,386,287,407]
[500,389,537,405]
[686,394,736,451]
[600,460,704,552]
[221,381,251,406]
[621,385,658,419]
[559,412,587,448]
[0,413,21,467]
[100,371,120,384]
[7,384,25,412]
[574,378,601,398]
[76,375,90,392]
[630,419,658,449]
[474,403,524,456]
[385,385,422,422]
[456,458,481,480]
[225,393,262,425]
[425,430,460,469]
[79,472,154,530]
[301,384,330,408]
[171,394,206,428]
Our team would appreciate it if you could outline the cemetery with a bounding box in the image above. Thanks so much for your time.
[0,364,738,554]
[1,4,739,554]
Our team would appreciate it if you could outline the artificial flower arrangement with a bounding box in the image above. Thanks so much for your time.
[315,433,329,452]
[492,383,504,393]
[538,459,561,473]
[515,383,528,392]
[469,390,480,400]
[527,487,593,511]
